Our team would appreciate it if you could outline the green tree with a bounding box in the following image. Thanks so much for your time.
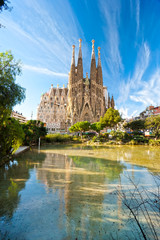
[0,51,25,159]
[100,108,121,128]
[124,120,145,131]
[0,51,25,123]
[69,121,90,138]
[145,115,160,139]
[90,122,103,136]
[22,120,47,146]
[0,118,24,157]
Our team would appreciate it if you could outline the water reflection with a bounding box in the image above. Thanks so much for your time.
[36,153,126,239]
[40,144,160,173]
[0,151,46,219]
[0,147,159,240]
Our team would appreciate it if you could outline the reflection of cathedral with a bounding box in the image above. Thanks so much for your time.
[36,152,124,239]
[37,39,115,132]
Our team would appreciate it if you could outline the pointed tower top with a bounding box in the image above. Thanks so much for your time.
[98,47,101,67]
[91,39,95,60]
[71,45,75,65]
[92,39,95,48]
[78,39,82,58]
[79,38,82,47]
[51,84,53,88]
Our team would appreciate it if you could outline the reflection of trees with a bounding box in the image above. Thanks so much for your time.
[71,155,125,181]
[37,153,126,239]
[113,146,160,174]
[0,151,46,219]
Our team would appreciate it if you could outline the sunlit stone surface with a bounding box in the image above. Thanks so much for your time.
[0,145,160,239]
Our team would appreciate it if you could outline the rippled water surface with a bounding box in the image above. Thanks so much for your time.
[0,145,160,240]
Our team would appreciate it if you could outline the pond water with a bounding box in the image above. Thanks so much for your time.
[0,145,160,240]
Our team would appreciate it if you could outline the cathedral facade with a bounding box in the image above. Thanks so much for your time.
[37,39,115,133]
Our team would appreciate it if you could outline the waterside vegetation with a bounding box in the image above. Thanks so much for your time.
[0,51,25,161]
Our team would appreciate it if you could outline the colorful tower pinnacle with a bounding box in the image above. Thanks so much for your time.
[91,39,95,60]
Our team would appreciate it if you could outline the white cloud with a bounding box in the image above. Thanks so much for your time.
[99,0,123,77]
[119,107,138,119]
[118,42,150,104]
[130,69,160,106]
[132,42,150,87]
[0,0,85,72]
[23,64,68,77]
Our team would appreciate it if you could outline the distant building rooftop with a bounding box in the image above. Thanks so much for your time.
[11,111,27,123]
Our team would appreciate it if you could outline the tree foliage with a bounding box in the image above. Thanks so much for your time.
[0,51,25,123]
[100,108,121,128]
[90,122,103,135]
[0,118,24,157]
[0,51,25,159]
[69,121,90,138]
[22,120,47,146]
[124,120,145,131]
[145,115,160,139]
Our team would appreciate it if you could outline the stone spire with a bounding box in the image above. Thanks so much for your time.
[91,39,95,60]
[90,39,96,113]
[98,47,101,67]
[77,38,83,81]
[69,45,76,87]
[111,95,115,109]
[90,39,96,80]
[97,46,103,85]
[78,39,82,59]
[71,45,75,65]
[108,93,111,108]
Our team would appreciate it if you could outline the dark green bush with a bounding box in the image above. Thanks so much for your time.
[133,135,149,143]
[22,120,46,146]
[0,118,24,158]
[110,130,131,141]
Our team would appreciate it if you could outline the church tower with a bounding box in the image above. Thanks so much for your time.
[67,39,114,126]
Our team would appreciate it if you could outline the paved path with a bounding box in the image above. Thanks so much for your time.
[14,146,29,156]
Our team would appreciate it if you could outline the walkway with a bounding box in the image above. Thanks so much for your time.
[14,146,29,156]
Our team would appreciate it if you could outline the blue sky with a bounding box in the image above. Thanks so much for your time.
[1,0,160,119]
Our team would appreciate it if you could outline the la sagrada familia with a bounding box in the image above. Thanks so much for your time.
[37,39,115,133]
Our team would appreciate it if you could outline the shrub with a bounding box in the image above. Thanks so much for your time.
[45,134,73,143]
[0,118,25,158]
[101,133,109,140]
[110,130,131,141]
[107,140,116,145]
[149,139,160,146]
[22,120,46,146]
[128,139,139,145]
[133,135,148,143]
